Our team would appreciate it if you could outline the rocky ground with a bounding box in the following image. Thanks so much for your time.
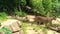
[1,15,60,34]
[1,19,60,34]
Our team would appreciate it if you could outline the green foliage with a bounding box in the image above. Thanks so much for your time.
[42,0,52,17]
[50,0,59,17]
[0,27,12,34]
[42,28,47,34]
[15,9,27,17]
[0,0,59,17]
[0,12,7,22]
[28,0,58,17]
[52,0,58,8]
[21,23,27,34]
[33,25,41,32]
[29,0,45,16]
[20,0,27,7]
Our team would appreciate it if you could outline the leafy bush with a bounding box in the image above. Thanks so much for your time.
[0,12,7,22]
[51,0,59,17]
[0,0,59,17]
[15,9,27,17]
[42,0,53,17]
[20,0,27,8]
[0,27,12,34]
[28,0,58,17]
[29,0,45,16]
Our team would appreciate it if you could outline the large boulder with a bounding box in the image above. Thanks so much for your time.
[1,19,23,34]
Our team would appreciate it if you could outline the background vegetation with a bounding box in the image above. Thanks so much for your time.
[0,0,60,34]
[0,0,59,17]
[0,0,59,23]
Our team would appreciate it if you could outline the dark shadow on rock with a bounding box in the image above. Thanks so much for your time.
[48,25,60,33]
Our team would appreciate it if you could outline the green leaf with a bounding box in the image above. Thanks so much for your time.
[0,27,12,34]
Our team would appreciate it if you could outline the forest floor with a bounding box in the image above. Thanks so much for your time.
[1,15,60,34]
[19,21,60,34]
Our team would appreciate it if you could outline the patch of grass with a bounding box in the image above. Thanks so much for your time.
[32,24,48,34]
[42,28,47,34]
[0,12,7,22]
[33,25,40,32]
[21,22,27,34]
[33,25,43,32]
